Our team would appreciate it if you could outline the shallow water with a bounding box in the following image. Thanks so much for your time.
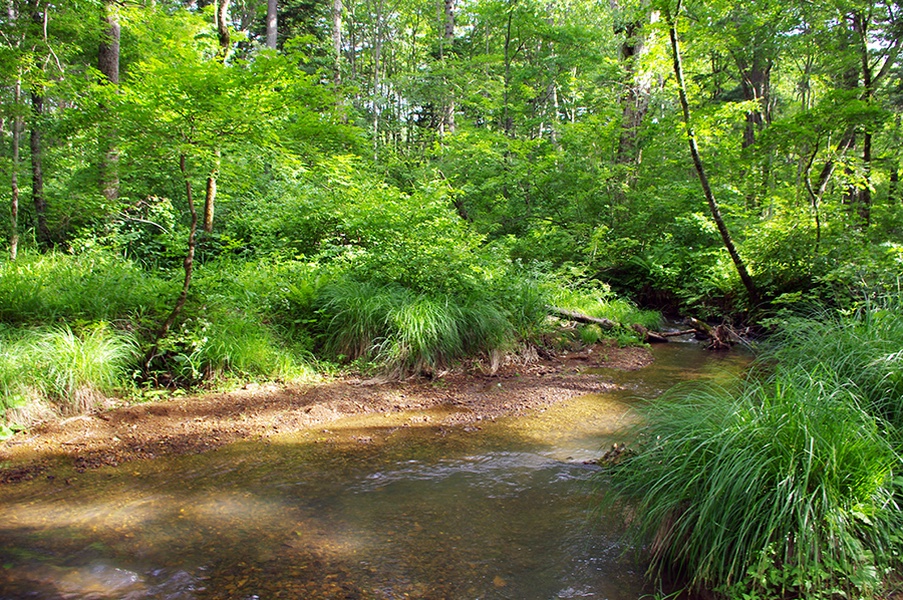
[0,344,749,599]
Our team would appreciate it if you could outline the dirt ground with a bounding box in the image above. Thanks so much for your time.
[0,342,652,485]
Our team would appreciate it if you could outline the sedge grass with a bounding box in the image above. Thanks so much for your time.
[317,279,514,376]
[606,371,903,599]
[767,296,903,430]
[1,325,138,423]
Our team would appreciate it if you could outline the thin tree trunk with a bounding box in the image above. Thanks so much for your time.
[859,131,872,226]
[666,2,759,306]
[203,151,218,233]
[502,5,513,136]
[266,0,277,49]
[10,78,21,260]
[889,162,899,205]
[439,0,455,136]
[331,0,342,84]
[98,0,120,203]
[215,0,231,59]
[371,0,384,159]
[145,154,199,372]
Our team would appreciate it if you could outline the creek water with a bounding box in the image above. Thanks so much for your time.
[0,344,750,599]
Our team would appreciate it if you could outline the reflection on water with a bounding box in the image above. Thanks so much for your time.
[0,344,750,599]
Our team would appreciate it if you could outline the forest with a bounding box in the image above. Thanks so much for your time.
[1,0,903,597]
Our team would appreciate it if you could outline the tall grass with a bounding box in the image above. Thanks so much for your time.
[155,312,314,385]
[552,286,661,329]
[606,375,902,598]
[767,296,903,429]
[0,250,173,325]
[1,325,138,425]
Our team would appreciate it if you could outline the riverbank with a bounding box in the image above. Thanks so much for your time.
[0,341,652,484]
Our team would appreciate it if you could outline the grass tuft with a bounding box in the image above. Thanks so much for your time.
[603,298,903,598]
[606,375,902,598]
[1,325,138,423]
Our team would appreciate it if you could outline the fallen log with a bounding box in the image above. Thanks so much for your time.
[658,329,697,338]
[551,307,671,343]
[551,307,709,345]
[549,307,617,330]
[687,317,735,350]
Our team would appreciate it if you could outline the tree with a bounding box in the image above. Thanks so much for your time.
[664,0,760,306]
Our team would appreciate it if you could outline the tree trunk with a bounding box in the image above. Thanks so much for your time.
[666,3,760,306]
[203,153,217,233]
[889,162,899,206]
[215,0,231,59]
[30,89,52,250]
[266,0,277,49]
[502,5,513,136]
[145,154,199,372]
[734,53,771,149]
[98,0,120,204]
[331,0,342,84]
[612,1,653,168]
[439,0,456,136]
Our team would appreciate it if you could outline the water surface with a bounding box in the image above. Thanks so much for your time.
[0,344,749,599]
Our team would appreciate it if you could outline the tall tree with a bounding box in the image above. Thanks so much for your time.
[665,0,760,306]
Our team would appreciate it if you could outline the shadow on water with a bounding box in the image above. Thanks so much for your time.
[0,344,751,599]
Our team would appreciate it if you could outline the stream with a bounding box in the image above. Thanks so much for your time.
[0,344,750,599]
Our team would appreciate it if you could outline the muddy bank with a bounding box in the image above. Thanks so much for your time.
[0,342,652,484]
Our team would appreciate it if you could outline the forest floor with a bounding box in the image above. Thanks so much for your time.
[0,341,652,484]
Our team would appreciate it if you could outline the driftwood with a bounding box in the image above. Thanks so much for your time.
[687,317,738,350]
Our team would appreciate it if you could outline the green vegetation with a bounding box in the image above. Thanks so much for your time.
[2,0,903,594]
[0,324,137,422]
[604,301,903,599]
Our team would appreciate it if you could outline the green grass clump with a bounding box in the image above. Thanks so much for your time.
[156,312,314,385]
[1,325,138,423]
[606,374,902,598]
[552,285,661,345]
[317,279,513,376]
